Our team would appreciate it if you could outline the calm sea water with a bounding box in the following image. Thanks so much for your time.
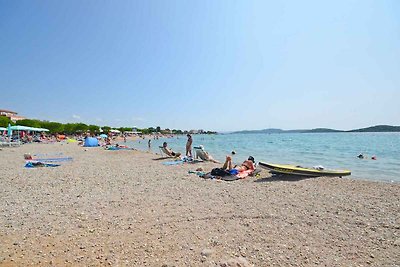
[127,133,400,183]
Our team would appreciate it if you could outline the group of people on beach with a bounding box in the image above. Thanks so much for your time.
[160,134,256,176]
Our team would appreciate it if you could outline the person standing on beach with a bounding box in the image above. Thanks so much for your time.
[186,134,193,157]
[148,139,151,149]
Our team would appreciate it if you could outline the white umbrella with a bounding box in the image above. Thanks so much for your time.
[10,125,32,131]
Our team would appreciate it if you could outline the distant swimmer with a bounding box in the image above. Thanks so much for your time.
[371,156,377,160]
[357,154,364,159]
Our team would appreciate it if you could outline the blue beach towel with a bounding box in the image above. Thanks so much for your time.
[162,160,184,165]
[30,157,73,162]
[106,147,133,150]
[25,162,61,168]
[33,152,64,157]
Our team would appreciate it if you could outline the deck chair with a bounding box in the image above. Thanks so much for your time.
[159,146,181,158]
[0,138,21,147]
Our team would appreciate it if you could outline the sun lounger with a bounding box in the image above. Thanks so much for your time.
[159,146,181,158]
[0,141,21,147]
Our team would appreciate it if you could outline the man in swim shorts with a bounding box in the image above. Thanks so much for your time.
[162,142,181,157]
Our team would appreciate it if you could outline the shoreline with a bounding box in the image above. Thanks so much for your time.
[0,142,399,266]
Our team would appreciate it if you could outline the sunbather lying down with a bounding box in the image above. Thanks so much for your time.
[222,155,255,172]
[195,145,220,163]
[203,155,257,180]
[161,142,181,157]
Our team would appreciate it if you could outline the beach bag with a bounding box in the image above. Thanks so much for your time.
[211,168,231,177]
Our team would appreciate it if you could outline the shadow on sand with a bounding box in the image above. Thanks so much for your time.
[255,174,319,183]
[152,157,172,161]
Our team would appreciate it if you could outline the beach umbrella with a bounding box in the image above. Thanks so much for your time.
[0,127,6,131]
[100,134,107,138]
[7,123,12,138]
[29,127,49,132]
[10,125,32,131]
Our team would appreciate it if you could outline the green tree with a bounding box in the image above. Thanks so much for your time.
[102,126,111,133]
[88,125,100,134]
[17,119,41,128]
[41,121,64,133]
[74,123,89,133]
[63,123,75,134]
[0,116,12,127]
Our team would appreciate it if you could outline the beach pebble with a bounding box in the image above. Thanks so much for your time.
[219,257,252,267]
[201,248,214,257]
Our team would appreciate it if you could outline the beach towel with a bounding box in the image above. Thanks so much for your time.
[25,162,61,168]
[162,160,184,165]
[33,152,64,157]
[188,170,207,177]
[106,146,133,150]
[28,157,73,162]
[182,157,203,163]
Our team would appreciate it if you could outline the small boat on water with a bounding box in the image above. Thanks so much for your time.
[259,162,351,177]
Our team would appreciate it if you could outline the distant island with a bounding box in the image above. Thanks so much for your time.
[231,125,400,134]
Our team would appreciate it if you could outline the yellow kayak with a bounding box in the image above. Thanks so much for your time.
[259,162,351,177]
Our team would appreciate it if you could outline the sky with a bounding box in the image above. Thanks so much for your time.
[0,0,399,131]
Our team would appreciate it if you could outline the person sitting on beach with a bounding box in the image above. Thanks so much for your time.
[221,155,255,172]
[105,136,112,146]
[195,145,220,163]
[162,142,181,157]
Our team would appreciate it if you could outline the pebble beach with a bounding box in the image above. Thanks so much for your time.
[0,142,399,266]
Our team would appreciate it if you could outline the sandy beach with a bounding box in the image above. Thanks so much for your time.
[0,142,399,266]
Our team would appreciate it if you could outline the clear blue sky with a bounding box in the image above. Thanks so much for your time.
[1,0,399,131]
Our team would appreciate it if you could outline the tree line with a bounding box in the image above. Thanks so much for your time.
[0,117,216,135]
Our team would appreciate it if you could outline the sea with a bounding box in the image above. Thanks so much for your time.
[127,133,400,183]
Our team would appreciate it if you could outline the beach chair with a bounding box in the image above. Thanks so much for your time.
[0,137,21,147]
[0,142,20,147]
[159,146,181,158]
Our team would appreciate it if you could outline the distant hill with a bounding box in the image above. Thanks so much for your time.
[232,128,285,134]
[302,128,343,133]
[231,128,341,134]
[348,125,400,132]
[231,125,400,134]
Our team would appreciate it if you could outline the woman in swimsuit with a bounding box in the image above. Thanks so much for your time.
[221,155,255,172]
